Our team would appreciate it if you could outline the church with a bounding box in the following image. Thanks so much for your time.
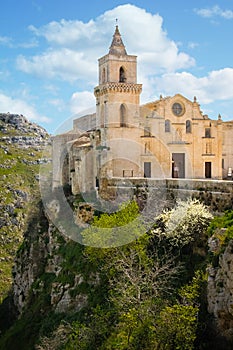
[53,25,233,195]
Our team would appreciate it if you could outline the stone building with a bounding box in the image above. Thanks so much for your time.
[53,25,233,195]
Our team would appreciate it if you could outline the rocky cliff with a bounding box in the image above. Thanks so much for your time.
[12,210,94,316]
[0,200,103,349]
[208,233,233,341]
[0,113,50,299]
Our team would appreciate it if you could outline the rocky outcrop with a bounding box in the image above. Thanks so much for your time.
[0,113,47,137]
[50,281,88,313]
[208,239,233,339]
[12,208,98,315]
[0,113,50,299]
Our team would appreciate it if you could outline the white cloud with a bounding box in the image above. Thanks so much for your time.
[48,98,65,112]
[194,5,233,19]
[0,35,12,46]
[28,19,99,47]
[19,4,195,83]
[188,42,199,49]
[17,39,38,48]
[0,35,37,49]
[152,68,233,104]
[0,93,51,123]
[16,49,97,83]
[43,83,60,95]
[0,69,10,81]
[70,91,95,115]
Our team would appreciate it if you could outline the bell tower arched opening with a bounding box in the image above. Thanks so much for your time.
[119,66,126,82]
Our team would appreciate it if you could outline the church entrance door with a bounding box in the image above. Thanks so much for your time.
[205,162,212,178]
[172,153,185,178]
[144,162,151,178]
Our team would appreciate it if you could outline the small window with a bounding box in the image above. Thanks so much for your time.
[165,120,170,132]
[120,104,127,127]
[144,126,151,137]
[186,120,192,133]
[222,159,224,169]
[144,142,151,154]
[100,106,104,128]
[205,128,211,138]
[102,68,106,83]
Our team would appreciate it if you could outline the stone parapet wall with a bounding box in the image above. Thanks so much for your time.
[101,177,233,212]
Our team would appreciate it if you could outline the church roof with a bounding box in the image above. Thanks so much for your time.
[109,25,127,56]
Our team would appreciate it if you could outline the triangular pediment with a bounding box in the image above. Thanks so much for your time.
[145,94,196,108]
[170,93,198,107]
[142,93,204,119]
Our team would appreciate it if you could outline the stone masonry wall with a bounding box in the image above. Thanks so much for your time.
[101,178,233,212]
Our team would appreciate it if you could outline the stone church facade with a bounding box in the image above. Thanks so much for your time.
[53,26,233,195]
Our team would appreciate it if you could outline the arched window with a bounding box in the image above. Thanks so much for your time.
[119,67,126,82]
[165,119,170,132]
[186,120,192,133]
[120,104,127,127]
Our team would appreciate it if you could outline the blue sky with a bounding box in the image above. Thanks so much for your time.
[1,1,233,133]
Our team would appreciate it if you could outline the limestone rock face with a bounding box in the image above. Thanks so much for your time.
[12,209,98,316]
[207,240,233,338]
[0,113,48,145]
[51,281,88,313]
[0,113,50,299]
[13,220,49,313]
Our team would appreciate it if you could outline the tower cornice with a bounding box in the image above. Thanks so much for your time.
[94,82,142,97]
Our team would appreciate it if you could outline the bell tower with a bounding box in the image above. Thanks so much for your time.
[94,25,142,131]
